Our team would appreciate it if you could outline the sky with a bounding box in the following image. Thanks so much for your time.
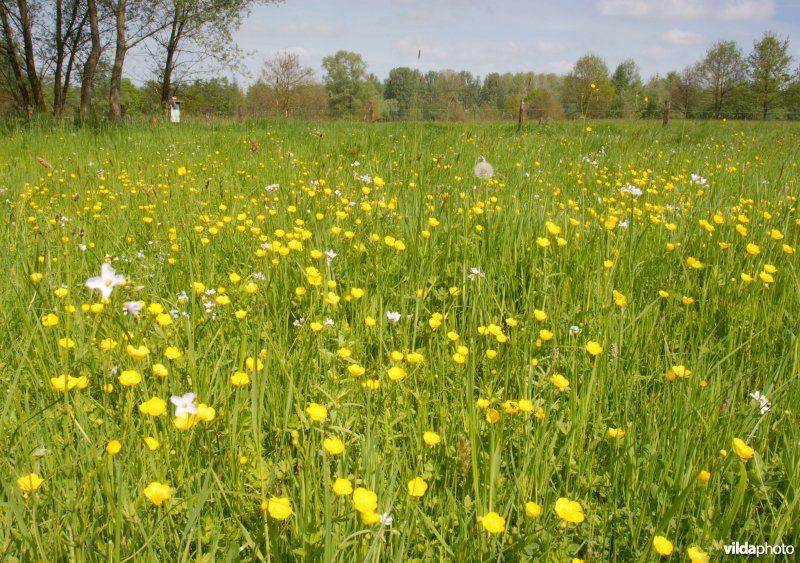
[226,0,800,85]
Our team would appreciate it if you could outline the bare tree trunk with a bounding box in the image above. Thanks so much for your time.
[80,0,100,119]
[17,0,45,111]
[0,2,31,109]
[109,0,127,120]
[53,0,64,115]
[160,5,185,105]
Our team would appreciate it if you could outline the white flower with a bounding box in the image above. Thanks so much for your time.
[690,173,707,186]
[386,310,401,323]
[264,183,280,192]
[749,390,771,415]
[569,325,582,334]
[467,267,485,281]
[379,512,393,527]
[474,158,494,180]
[621,184,643,197]
[324,250,337,264]
[322,317,335,327]
[123,301,142,315]
[85,263,126,300]
[170,392,197,416]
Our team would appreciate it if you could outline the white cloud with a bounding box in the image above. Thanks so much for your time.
[717,0,774,21]
[535,40,566,54]
[278,23,344,37]
[663,28,703,44]
[596,0,775,21]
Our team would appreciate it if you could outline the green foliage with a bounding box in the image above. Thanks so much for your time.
[748,32,793,119]
[322,51,374,118]
[0,120,799,560]
[562,54,615,118]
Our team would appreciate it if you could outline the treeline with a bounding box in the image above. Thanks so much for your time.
[0,0,276,120]
[1,4,797,123]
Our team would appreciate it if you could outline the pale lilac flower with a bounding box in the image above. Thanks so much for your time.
[386,311,401,323]
[749,391,771,415]
[85,263,126,300]
[170,392,197,416]
[123,301,143,315]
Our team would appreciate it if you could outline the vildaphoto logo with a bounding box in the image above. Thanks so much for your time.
[724,541,795,557]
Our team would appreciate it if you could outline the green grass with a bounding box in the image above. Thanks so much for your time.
[1,118,799,561]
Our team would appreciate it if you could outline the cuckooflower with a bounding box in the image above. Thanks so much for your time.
[85,263,126,300]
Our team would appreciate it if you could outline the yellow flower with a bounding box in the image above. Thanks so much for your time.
[606,427,625,440]
[323,437,344,455]
[554,497,584,523]
[533,309,547,321]
[539,329,554,341]
[732,437,754,462]
[164,346,181,360]
[50,374,87,392]
[388,365,407,381]
[126,344,150,359]
[155,313,173,326]
[106,440,122,456]
[585,341,603,356]
[17,473,44,493]
[306,402,328,422]
[407,477,428,497]
[741,273,754,283]
[525,501,542,518]
[697,470,711,484]
[138,396,167,416]
[360,510,381,525]
[485,408,500,423]
[144,481,172,506]
[423,431,441,446]
[41,313,59,327]
[745,242,760,255]
[480,512,506,534]
[612,290,627,306]
[99,338,117,351]
[669,365,691,379]
[152,363,168,377]
[177,166,187,176]
[365,316,376,327]
[687,546,709,563]
[196,404,216,422]
[333,478,353,496]
[551,374,569,389]
[144,436,160,451]
[264,497,292,520]
[518,399,533,412]
[230,371,251,386]
[405,352,424,364]
[173,413,198,430]
[352,487,378,514]
[686,257,703,269]
[652,536,674,556]
[30,272,43,283]
[758,271,774,284]
[476,398,491,409]
[536,236,550,248]
[116,369,141,387]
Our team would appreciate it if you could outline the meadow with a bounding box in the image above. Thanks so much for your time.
[1,117,798,561]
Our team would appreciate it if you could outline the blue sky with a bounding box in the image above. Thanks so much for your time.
[228,0,799,84]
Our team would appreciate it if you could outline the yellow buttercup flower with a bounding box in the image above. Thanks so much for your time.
[144,482,172,506]
[352,487,378,514]
[17,473,44,493]
[407,477,428,497]
[732,437,754,461]
[306,402,328,422]
[332,478,353,496]
[323,437,344,455]
[652,536,674,556]
[525,502,542,518]
[480,511,505,534]
[138,396,167,416]
[423,431,441,446]
[585,341,603,356]
[264,497,292,520]
[554,497,584,523]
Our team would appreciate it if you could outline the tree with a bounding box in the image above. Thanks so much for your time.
[748,31,792,119]
[384,66,421,119]
[525,88,564,120]
[322,50,371,118]
[562,53,614,118]
[79,0,101,119]
[260,50,314,116]
[668,65,703,118]
[611,58,642,117]
[698,40,746,118]
[51,0,90,116]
